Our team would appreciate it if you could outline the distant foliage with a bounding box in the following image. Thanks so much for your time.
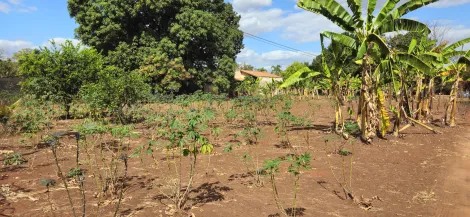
[235,76,259,96]
[0,58,18,78]
[6,96,56,133]
[18,40,103,116]
[139,53,191,94]
[80,66,151,123]
[68,0,243,93]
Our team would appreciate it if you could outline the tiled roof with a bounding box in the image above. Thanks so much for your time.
[241,70,282,78]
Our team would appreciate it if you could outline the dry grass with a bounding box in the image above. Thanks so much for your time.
[412,190,437,204]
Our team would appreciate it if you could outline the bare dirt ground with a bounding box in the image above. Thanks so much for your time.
[1,98,469,217]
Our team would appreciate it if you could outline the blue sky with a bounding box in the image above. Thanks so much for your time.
[1,0,470,69]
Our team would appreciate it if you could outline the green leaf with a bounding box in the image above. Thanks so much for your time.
[346,0,363,26]
[368,33,390,57]
[280,67,320,88]
[395,53,432,74]
[182,149,190,157]
[443,37,470,54]
[321,31,357,49]
[394,0,439,19]
[339,148,353,156]
[408,38,418,54]
[298,0,356,32]
[374,0,400,28]
[366,0,378,30]
[378,18,430,34]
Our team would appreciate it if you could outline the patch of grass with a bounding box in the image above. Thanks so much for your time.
[3,153,27,166]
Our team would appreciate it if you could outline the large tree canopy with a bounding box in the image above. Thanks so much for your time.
[68,0,244,93]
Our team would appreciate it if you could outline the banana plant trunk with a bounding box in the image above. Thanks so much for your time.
[414,76,423,120]
[359,58,379,143]
[445,70,461,127]
[393,75,405,137]
[334,83,344,134]
[421,78,434,123]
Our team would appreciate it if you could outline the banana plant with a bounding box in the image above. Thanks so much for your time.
[298,0,434,142]
[280,66,321,90]
[388,37,438,136]
[436,39,470,126]
[403,37,441,123]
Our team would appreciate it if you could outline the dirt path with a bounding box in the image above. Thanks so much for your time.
[434,126,470,217]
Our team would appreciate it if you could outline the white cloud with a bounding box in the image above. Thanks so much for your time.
[0,38,82,58]
[233,0,272,12]
[7,0,22,5]
[0,2,11,13]
[237,0,470,44]
[446,25,470,50]
[281,12,342,43]
[428,0,470,8]
[239,9,340,43]
[239,8,284,35]
[18,6,37,13]
[1,0,39,13]
[237,48,318,69]
[0,40,34,57]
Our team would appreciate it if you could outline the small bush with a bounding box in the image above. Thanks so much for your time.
[6,96,55,133]
[0,104,11,126]
[3,153,27,166]
[80,66,151,123]
[343,121,360,135]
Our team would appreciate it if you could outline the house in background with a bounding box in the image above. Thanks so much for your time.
[234,69,283,86]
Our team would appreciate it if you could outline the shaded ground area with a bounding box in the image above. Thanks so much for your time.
[0,98,469,217]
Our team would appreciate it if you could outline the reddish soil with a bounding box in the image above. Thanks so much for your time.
[1,98,469,217]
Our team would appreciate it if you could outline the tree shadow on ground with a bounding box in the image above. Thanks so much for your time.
[274,141,290,149]
[228,173,254,186]
[0,166,28,173]
[285,207,306,216]
[0,196,14,217]
[289,124,332,132]
[317,180,346,200]
[189,181,232,206]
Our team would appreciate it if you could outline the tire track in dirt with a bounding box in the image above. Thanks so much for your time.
[434,128,470,217]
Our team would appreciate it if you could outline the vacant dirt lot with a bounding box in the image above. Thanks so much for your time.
[1,98,469,217]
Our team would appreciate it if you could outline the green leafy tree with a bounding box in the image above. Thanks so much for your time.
[387,32,426,52]
[68,0,244,93]
[80,66,151,123]
[238,63,255,71]
[139,53,191,94]
[282,62,309,80]
[18,40,103,117]
[0,49,19,78]
[271,65,282,76]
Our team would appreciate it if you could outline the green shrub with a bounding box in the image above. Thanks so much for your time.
[343,121,360,135]
[80,66,151,123]
[0,104,11,126]
[7,96,55,133]
[3,153,27,166]
[0,90,22,105]
[18,40,103,117]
